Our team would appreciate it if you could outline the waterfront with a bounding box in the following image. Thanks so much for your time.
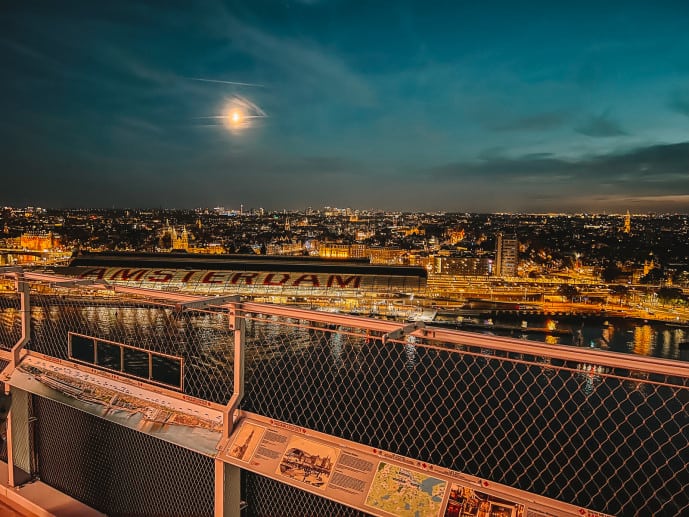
[443,313,689,361]
[3,294,687,360]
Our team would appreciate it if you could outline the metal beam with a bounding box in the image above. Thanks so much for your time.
[420,326,689,378]
[48,278,109,288]
[241,301,403,333]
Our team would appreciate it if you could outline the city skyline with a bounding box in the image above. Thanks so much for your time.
[2,1,688,211]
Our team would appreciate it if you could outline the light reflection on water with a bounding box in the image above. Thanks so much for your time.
[482,314,688,361]
[330,332,343,369]
[0,302,687,363]
[404,336,418,370]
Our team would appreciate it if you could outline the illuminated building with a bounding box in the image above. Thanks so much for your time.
[350,244,368,259]
[265,242,304,255]
[188,243,227,255]
[368,247,405,264]
[318,243,405,264]
[447,228,465,245]
[318,243,351,259]
[624,210,631,234]
[173,227,190,250]
[495,233,518,277]
[434,256,492,276]
[643,257,656,276]
[20,232,62,251]
[402,227,425,237]
[57,251,427,313]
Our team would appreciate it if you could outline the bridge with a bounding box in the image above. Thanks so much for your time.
[0,249,72,270]
[0,249,56,257]
[0,266,687,516]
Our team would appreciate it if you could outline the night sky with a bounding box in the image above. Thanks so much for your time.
[2,1,688,212]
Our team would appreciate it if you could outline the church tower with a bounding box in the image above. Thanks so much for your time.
[623,210,631,234]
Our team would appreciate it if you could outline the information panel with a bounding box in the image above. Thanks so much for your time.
[220,414,614,517]
[8,355,222,456]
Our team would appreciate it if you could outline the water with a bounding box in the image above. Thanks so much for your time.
[462,313,688,361]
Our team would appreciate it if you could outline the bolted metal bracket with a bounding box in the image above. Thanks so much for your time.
[382,322,425,344]
[175,295,240,312]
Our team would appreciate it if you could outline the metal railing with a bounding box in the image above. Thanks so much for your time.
[0,267,687,516]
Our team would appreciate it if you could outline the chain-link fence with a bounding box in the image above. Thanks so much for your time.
[240,309,689,516]
[1,274,688,516]
[244,470,373,517]
[25,283,235,404]
[0,293,21,350]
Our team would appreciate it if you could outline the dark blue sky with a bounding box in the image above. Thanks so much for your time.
[2,0,688,212]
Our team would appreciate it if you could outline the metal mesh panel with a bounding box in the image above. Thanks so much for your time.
[27,289,234,403]
[0,359,8,463]
[241,316,689,516]
[244,470,372,517]
[10,388,33,475]
[0,293,21,350]
[33,396,214,517]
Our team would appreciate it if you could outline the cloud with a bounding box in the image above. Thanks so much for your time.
[429,141,689,192]
[210,7,375,107]
[576,112,627,137]
[489,111,569,132]
[1,38,62,68]
[417,142,688,212]
[4,141,688,212]
[668,89,689,117]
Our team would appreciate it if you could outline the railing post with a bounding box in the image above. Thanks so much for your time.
[214,459,242,517]
[215,301,245,517]
[4,269,34,487]
[11,270,30,370]
[223,301,245,438]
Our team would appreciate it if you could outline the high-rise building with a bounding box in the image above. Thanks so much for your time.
[623,210,631,234]
[495,233,518,277]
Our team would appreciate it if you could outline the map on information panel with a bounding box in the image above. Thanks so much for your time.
[365,461,447,517]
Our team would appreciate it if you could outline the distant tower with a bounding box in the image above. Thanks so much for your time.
[495,233,518,277]
[284,217,291,232]
[623,210,631,234]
